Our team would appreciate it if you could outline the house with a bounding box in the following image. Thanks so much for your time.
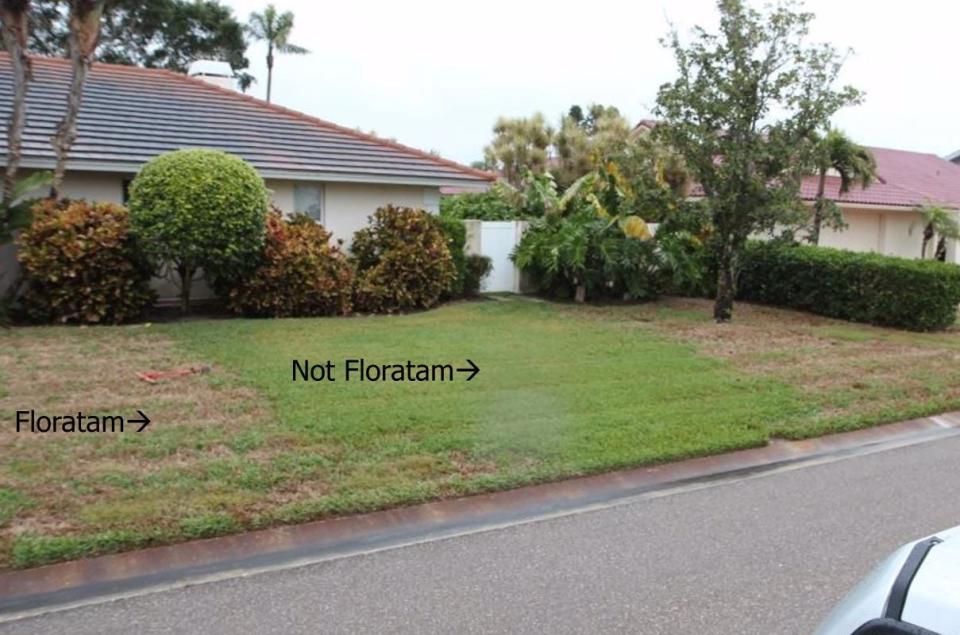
[0,53,493,299]
[806,147,960,262]
[635,119,960,261]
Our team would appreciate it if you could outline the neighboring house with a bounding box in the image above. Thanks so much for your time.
[637,119,960,261]
[630,119,658,137]
[805,147,960,262]
[0,53,493,300]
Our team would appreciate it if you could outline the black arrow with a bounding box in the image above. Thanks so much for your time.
[129,410,151,432]
[456,359,480,381]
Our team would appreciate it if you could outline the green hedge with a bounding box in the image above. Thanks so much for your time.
[738,242,960,331]
[438,216,467,298]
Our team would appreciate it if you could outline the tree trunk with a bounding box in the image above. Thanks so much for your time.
[266,45,274,103]
[49,0,104,199]
[809,169,827,245]
[0,0,32,207]
[936,236,948,262]
[922,222,933,260]
[713,241,735,323]
[177,262,196,315]
[574,284,586,303]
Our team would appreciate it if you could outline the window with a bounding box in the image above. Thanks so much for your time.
[294,183,324,223]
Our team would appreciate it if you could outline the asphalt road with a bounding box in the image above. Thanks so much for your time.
[4,435,960,635]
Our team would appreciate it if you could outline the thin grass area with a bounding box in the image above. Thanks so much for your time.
[564,297,960,438]
[0,323,273,568]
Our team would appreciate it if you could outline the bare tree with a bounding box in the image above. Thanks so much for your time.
[49,0,104,199]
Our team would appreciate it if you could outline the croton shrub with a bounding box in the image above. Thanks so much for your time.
[17,199,155,324]
[223,211,354,317]
[352,205,456,313]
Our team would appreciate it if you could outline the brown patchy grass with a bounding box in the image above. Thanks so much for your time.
[0,324,282,567]
[563,297,960,437]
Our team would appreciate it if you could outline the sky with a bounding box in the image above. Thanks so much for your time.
[223,0,960,166]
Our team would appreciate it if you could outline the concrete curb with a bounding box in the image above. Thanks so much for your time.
[3,411,960,619]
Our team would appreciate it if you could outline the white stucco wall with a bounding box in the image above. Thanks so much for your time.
[265,180,441,246]
[819,206,937,261]
[60,172,126,203]
[880,210,927,260]
[819,208,883,253]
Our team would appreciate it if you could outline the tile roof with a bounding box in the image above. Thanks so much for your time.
[802,147,960,210]
[688,146,960,210]
[0,53,494,186]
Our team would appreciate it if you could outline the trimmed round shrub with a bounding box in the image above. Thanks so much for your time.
[127,149,268,311]
[352,205,456,313]
[224,211,354,317]
[17,199,155,324]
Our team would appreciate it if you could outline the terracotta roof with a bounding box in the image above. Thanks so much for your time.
[688,146,960,210]
[800,147,960,209]
[0,53,494,186]
[632,119,658,132]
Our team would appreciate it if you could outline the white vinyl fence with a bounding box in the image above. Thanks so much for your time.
[463,220,530,293]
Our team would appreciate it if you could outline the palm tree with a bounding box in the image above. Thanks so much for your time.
[913,204,960,261]
[809,129,877,245]
[50,0,105,199]
[247,4,308,103]
[0,0,32,207]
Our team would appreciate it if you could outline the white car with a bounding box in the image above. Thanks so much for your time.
[816,526,960,634]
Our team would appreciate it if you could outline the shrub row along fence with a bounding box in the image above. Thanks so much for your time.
[737,242,960,331]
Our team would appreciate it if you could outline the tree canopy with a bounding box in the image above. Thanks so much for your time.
[22,0,253,89]
[554,104,632,189]
[654,0,862,321]
[482,113,553,188]
[482,105,635,189]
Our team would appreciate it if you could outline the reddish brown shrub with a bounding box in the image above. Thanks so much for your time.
[225,211,354,317]
[17,199,155,324]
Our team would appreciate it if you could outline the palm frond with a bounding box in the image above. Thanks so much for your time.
[10,171,53,201]
[277,42,309,55]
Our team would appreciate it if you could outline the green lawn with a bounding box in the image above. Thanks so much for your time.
[4,296,960,569]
